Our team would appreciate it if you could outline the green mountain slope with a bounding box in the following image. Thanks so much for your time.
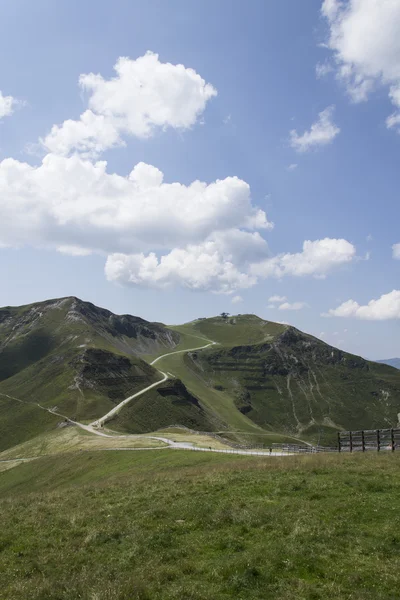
[171,314,286,347]
[168,315,400,444]
[0,297,182,450]
[2,302,400,452]
[110,378,214,434]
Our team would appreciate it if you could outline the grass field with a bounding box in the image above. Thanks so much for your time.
[1,450,400,599]
[142,350,267,440]
[0,426,167,461]
[170,315,286,347]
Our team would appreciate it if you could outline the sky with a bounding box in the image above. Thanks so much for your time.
[0,0,399,360]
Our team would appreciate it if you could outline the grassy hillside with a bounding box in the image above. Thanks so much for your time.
[182,322,400,444]
[109,378,217,434]
[3,301,400,452]
[1,450,400,599]
[0,297,181,450]
[171,314,286,347]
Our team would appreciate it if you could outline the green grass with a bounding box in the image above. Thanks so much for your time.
[170,314,286,347]
[110,378,216,434]
[0,394,60,452]
[0,426,166,461]
[0,297,176,450]
[1,451,400,599]
[142,329,212,361]
[176,323,400,443]
[147,351,267,441]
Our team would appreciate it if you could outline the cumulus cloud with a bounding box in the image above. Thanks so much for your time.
[105,240,257,294]
[41,52,217,156]
[393,243,400,259]
[0,91,16,119]
[104,235,356,293]
[251,238,355,279]
[325,290,400,320]
[231,295,243,304]
[278,301,307,311]
[0,52,358,294]
[321,0,400,129]
[0,155,272,254]
[286,163,298,171]
[0,153,277,293]
[289,106,340,152]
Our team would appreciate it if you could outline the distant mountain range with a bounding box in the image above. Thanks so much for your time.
[1,296,400,451]
[377,358,400,370]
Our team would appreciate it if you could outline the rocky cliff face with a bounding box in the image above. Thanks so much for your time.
[0,296,179,361]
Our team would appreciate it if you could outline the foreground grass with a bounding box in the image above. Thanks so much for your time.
[2,451,400,599]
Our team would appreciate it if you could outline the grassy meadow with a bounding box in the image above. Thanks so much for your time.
[1,450,400,599]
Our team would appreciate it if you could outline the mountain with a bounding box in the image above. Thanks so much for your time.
[2,302,400,451]
[144,314,400,445]
[0,297,213,450]
[377,358,400,370]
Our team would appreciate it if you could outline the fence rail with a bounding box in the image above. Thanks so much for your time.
[162,424,400,454]
[338,428,400,452]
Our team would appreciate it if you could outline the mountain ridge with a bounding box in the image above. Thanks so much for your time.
[377,358,400,370]
[1,297,400,450]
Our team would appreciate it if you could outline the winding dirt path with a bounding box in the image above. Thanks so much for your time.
[90,340,216,429]
[0,339,296,458]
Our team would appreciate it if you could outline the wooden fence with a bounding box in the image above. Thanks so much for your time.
[338,428,400,452]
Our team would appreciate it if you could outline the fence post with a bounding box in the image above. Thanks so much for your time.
[338,432,341,453]
[391,429,395,452]
[377,429,380,452]
[361,430,365,453]
[349,431,353,453]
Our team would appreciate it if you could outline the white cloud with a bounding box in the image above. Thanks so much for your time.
[319,331,326,339]
[278,301,307,311]
[0,91,16,119]
[0,153,276,293]
[0,155,271,253]
[321,0,400,129]
[289,106,340,152]
[325,290,400,320]
[251,238,356,279]
[42,52,217,156]
[269,295,287,303]
[316,62,334,78]
[321,0,341,21]
[231,295,243,304]
[57,245,93,257]
[105,241,257,294]
[0,52,358,294]
[0,148,356,293]
[286,163,298,171]
[42,110,123,157]
[393,243,400,259]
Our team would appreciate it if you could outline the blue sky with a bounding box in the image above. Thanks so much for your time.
[0,0,399,359]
